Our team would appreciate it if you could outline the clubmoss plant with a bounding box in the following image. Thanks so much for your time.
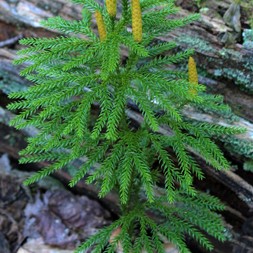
[8,0,246,252]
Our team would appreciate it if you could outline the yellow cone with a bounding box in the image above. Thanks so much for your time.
[188,56,198,95]
[95,11,107,41]
[106,0,117,17]
[132,0,142,42]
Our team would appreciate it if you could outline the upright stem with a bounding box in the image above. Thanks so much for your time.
[121,166,141,215]
[122,0,129,20]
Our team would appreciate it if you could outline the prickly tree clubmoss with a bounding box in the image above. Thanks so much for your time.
[8,0,246,252]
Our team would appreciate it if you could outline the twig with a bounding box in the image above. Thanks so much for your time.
[0,34,23,48]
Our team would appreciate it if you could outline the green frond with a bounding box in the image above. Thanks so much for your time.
[134,72,186,110]
[177,204,226,241]
[158,224,191,253]
[19,151,66,164]
[187,122,246,137]
[119,227,133,253]
[169,135,193,185]
[91,85,113,139]
[166,14,200,30]
[128,87,159,131]
[73,91,99,138]
[81,8,93,24]
[23,155,76,185]
[72,0,103,12]
[101,36,121,78]
[147,190,226,252]
[148,41,177,56]
[69,141,109,187]
[62,43,101,71]
[122,36,149,57]
[138,217,156,253]
[140,0,174,11]
[151,231,166,253]
[196,94,234,117]
[133,154,154,203]
[106,85,127,140]
[188,156,205,180]
[41,16,96,39]
[97,143,124,197]
[185,135,230,170]
[150,134,177,202]
[119,151,133,204]
[17,37,91,56]
[140,49,194,70]
[178,191,225,211]
[142,5,179,28]
[74,220,121,253]
[7,100,30,111]
[98,167,116,198]
[122,0,130,20]
[166,216,213,251]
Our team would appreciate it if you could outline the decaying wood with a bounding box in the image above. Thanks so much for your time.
[0,34,23,48]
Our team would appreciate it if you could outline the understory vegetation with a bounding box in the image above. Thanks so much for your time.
[7,0,247,252]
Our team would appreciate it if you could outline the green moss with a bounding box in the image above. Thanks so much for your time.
[0,68,28,95]
[37,176,65,190]
[223,136,253,159]
[218,48,242,60]
[214,68,253,93]
[177,36,214,53]
[212,45,253,93]
[243,160,253,172]
[243,29,253,49]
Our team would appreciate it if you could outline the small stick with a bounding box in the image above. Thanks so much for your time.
[0,34,23,48]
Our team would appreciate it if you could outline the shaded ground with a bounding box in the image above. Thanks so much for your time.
[0,153,112,253]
